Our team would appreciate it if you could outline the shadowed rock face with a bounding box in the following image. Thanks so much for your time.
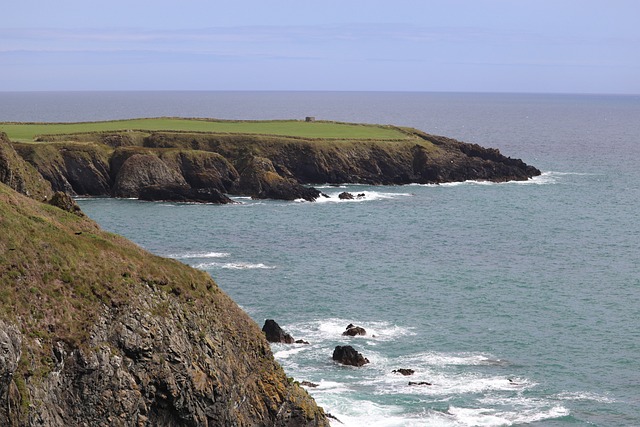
[12,141,110,196]
[234,156,321,202]
[138,184,234,204]
[113,154,188,198]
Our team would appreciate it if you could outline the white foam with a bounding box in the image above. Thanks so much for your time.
[371,372,533,397]
[398,351,508,367]
[555,391,615,403]
[447,406,510,426]
[446,404,569,426]
[314,191,413,204]
[273,345,310,359]
[193,261,276,270]
[168,251,230,259]
[288,318,416,343]
[315,184,348,189]
[407,172,566,187]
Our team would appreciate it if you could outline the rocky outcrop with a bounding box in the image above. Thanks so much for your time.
[342,324,366,337]
[234,156,321,202]
[262,320,295,344]
[13,142,111,196]
[0,185,329,426]
[332,346,369,367]
[48,191,84,216]
[0,133,53,200]
[138,184,233,204]
[112,154,187,198]
[159,150,239,193]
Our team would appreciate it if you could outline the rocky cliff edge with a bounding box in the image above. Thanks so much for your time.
[0,183,329,426]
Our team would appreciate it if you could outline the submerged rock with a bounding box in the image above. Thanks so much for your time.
[262,319,295,344]
[332,345,369,367]
[300,381,319,388]
[408,381,432,386]
[392,368,415,376]
[338,192,354,200]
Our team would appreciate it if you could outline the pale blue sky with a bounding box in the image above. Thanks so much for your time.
[2,0,639,93]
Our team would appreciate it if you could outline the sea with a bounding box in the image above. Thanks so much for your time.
[1,91,639,426]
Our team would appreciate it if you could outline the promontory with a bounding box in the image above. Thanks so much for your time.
[1,118,540,202]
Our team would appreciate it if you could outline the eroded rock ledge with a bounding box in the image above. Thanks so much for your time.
[4,126,541,203]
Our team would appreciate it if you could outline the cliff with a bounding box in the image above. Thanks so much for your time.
[4,120,540,202]
[0,183,328,426]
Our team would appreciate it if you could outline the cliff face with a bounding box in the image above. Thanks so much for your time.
[0,134,52,200]
[13,141,111,196]
[0,184,328,426]
[7,126,541,202]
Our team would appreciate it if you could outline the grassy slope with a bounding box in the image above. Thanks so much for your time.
[0,118,409,142]
[0,182,219,358]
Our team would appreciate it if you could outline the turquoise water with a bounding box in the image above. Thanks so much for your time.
[4,92,639,425]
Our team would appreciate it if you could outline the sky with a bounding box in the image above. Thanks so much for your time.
[2,0,639,94]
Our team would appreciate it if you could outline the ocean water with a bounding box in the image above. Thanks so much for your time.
[3,91,640,426]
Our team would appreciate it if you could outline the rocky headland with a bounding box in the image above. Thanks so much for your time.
[3,120,541,203]
[0,169,328,425]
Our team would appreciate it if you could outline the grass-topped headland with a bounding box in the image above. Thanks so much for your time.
[0,117,409,142]
[1,117,541,203]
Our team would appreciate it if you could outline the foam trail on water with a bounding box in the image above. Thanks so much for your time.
[287,318,416,343]
[447,404,570,426]
[168,252,230,259]
[193,261,276,270]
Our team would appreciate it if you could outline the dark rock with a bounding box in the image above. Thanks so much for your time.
[408,381,432,386]
[326,413,342,423]
[332,345,369,367]
[234,156,321,201]
[338,192,354,200]
[49,191,85,216]
[357,193,365,198]
[343,324,366,336]
[295,339,310,345]
[14,142,111,196]
[138,184,233,204]
[262,319,295,344]
[112,153,187,198]
[300,381,318,388]
[160,150,239,193]
[392,369,415,376]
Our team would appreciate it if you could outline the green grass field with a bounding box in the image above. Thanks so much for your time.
[0,118,409,142]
